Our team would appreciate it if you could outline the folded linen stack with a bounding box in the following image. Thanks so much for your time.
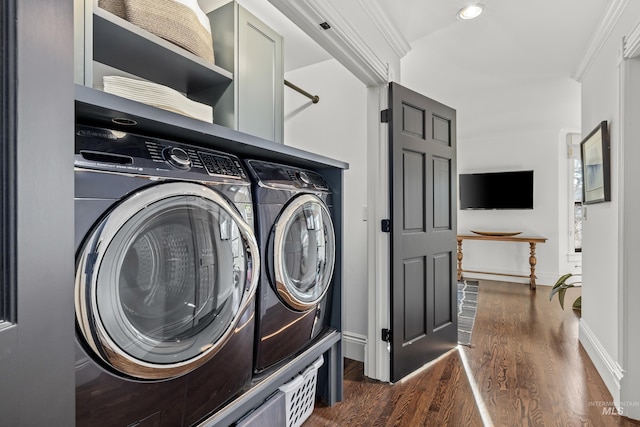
[103,75,214,123]
[98,0,215,64]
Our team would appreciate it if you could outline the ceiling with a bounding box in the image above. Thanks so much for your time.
[238,0,610,79]
[236,0,331,71]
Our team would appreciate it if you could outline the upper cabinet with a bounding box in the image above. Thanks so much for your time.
[74,0,283,143]
[206,2,284,143]
[237,6,283,144]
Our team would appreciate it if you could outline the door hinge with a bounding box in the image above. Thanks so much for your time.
[380,109,390,123]
[381,219,391,233]
[381,328,392,343]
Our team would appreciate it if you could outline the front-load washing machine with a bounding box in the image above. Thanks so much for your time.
[245,160,336,374]
[74,125,259,426]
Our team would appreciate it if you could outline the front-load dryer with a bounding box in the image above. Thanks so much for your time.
[245,160,336,374]
[74,125,259,426]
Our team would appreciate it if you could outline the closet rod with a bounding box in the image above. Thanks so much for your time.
[284,79,319,104]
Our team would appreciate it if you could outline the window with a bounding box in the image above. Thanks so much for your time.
[1,0,16,324]
[572,157,583,252]
[568,133,583,254]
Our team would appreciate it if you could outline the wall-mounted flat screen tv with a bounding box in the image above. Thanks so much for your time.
[459,170,534,210]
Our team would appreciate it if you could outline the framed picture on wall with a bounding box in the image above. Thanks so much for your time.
[581,121,611,204]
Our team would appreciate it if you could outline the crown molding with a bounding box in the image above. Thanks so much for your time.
[573,0,629,82]
[356,0,411,58]
[268,0,389,86]
[623,20,640,58]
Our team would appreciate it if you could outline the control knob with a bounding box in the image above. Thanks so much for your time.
[297,171,312,185]
[163,147,191,170]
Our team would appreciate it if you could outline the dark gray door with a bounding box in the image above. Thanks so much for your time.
[388,82,457,382]
[1,0,75,424]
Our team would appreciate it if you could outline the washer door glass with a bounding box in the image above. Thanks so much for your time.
[273,194,335,311]
[75,182,259,379]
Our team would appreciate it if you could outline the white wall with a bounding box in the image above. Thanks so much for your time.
[578,2,640,416]
[455,129,565,284]
[401,34,581,285]
[282,59,369,361]
[580,30,621,397]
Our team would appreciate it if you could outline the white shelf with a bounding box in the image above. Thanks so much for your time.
[93,8,232,95]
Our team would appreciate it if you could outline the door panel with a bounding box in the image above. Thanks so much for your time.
[433,252,453,329]
[401,103,426,139]
[402,150,425,231]
[433,157,452,229]
[403,257,427,342]
[389,82,457,382]
[433,115,451,146]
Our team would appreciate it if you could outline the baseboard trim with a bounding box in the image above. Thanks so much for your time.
[343,331,367,363]
[579,319,623,404]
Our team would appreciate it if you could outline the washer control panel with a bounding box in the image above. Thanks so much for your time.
[246,160,329,191]
[75,125,247,181]
[163,146,191,170]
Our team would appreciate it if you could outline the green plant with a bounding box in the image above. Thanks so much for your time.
[549,273,582,311]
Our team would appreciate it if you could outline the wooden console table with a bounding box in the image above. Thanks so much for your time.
[457,234,547,290]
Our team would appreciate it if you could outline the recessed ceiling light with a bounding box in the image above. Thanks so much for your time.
[457,4,484,20]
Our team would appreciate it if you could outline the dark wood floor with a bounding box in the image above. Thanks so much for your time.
[306,280,640,426]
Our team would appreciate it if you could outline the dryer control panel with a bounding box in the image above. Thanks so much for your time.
[246,160,329,192]
[75,125,248,181]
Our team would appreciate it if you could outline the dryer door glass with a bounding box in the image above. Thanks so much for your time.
[274,194,335,311]
[75,182,259,379]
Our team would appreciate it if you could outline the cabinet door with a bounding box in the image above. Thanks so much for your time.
[237,6,283,143]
